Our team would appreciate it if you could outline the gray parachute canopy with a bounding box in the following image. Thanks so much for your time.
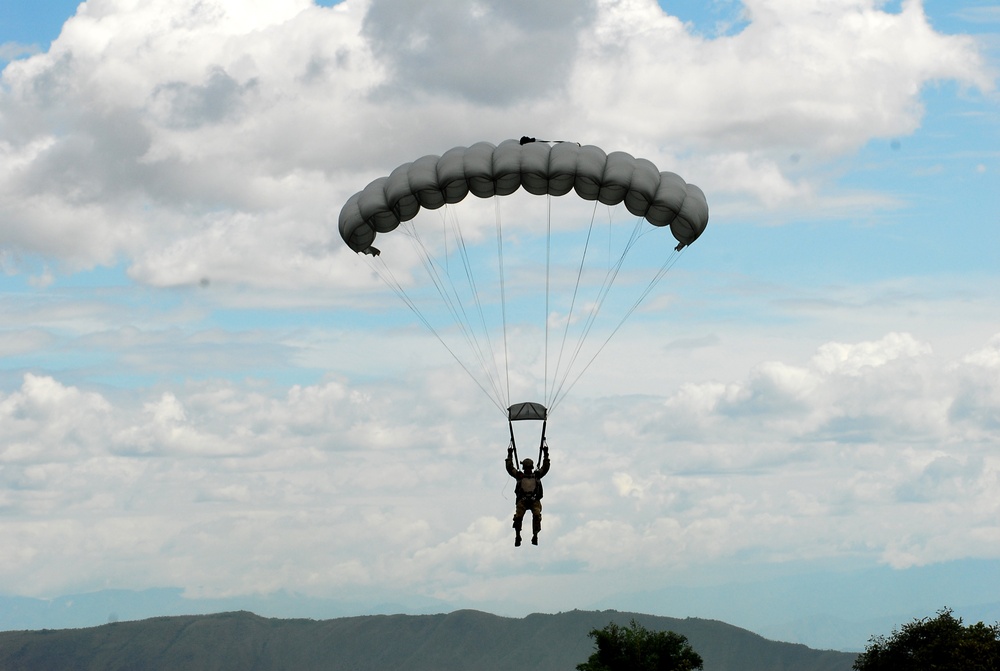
[338,139,709,254]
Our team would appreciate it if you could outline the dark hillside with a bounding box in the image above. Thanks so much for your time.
[0,608,857,671]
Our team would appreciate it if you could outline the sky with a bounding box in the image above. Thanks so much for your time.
[0,0,999,652]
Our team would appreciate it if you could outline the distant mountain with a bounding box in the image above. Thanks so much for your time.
[5,560,999,651]
[0,609,855,671]
[0,587,452,632]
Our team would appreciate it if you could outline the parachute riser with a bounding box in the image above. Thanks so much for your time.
[538,419,547,467]
[508,419,519,468]
[507,419,547,469]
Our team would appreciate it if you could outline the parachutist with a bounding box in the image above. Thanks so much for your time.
[506,443,550,546]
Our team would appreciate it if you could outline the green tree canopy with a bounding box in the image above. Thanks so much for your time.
[853,608,1000,671]
[576,619,703,671]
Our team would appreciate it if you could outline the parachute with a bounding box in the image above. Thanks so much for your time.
[338,138,709,419]
[340,139,708,255]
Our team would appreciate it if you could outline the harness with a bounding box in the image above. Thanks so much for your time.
[516,473,542,502]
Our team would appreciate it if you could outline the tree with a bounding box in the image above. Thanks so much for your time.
[853,608,1000,671]
[576,619,703,671]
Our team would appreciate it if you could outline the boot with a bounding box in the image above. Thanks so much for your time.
[513,518,523,547]
[531,517,541,545]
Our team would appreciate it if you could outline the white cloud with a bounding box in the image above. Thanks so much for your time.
[361,0,595,105]
[0,0,992,285]
[650,332,952,445]
[1,329,998,599]
[950,334,1000,436]
[0,374,113,464]
[962,333,1000,368]
[0,0,998,622]
[811,331,932,375]
[0,42,39,62]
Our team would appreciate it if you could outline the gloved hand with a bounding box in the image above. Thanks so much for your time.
[507,446,514,457]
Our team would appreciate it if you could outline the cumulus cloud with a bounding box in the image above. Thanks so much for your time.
[0,373,113,464]
[2,328,999,599]
[950,334,1000,435]
[1,0,998,615]
[811,331,932,375]
[362,0,597,104]
[0,0,992,285]
[652,332,949,445]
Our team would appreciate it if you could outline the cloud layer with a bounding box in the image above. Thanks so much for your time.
[0,0,998,620]
[0,0,991,285]
[2,331,999,602]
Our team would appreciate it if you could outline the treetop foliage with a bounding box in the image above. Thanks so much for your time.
[576,618,704,671]
[853,608,1000,671]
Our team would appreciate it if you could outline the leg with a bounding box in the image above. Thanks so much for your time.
[530,501,542,545]
[513,500,526,546]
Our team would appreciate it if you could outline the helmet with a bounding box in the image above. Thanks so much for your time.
[521,458,534,468]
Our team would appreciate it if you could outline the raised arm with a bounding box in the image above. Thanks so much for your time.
[505,445,518,477]
[537,443,551,478]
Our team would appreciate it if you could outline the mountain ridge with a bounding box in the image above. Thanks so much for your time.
[0,608,856,671]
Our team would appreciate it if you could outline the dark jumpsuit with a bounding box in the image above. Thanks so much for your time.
[506,453,550,535]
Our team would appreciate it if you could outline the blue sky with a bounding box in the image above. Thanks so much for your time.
[0,0,999,652]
